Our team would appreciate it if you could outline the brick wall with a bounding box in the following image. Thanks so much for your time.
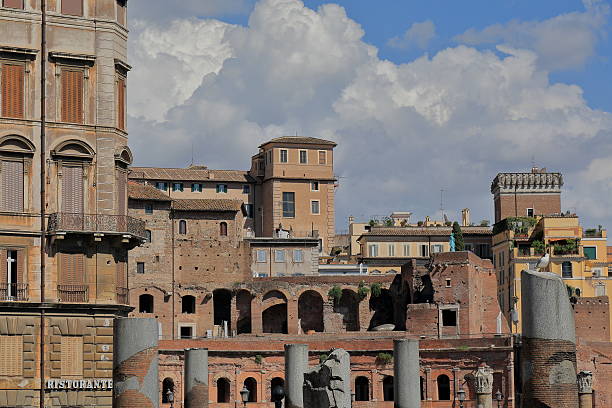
[495,193,561,222]
[574,296,610,342]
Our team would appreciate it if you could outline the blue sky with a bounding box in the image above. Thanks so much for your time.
[127,0,612,230]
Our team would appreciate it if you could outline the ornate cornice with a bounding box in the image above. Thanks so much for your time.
[491,172,563,194]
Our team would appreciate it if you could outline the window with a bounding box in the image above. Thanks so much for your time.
[561,262,573,278]
[311,200,320,215]
[318,150,326,165]
[274,250,285,263]
[293,249,303,263]
[182,295,196,314]
[172,183,183,192]
[155,181,167,191]
[245,204,254,218]
[311,181,319,191]
[280,149,288,163]
[191,183,202,192]
[217,378,231,403]
[178,220,187,235]
[144,203,153,214]
[0,335,23,376]
[116,0,127,25]
[464,243,473,252]
[2,249,25,299]
[117,76,126,130]
[60,336,83,377]
[441,309,457,327]
[136,262,145,274]
[220,222,228,236]
[299,150,308,164]
[437,375,451,400]
[2,0,24,9]
[445,278,451,288]
[267,150,272,164]
[244,378,258,402]
[243,185,250,194]
[61,69,84,123]
[1,63,25,118]
[584,246,597,260]
[355,376,370,401]
[138,294,153,313]
[383,376,394,401]
[596,285,606,297]
[216,184,227,193]
[432,244,443,254]
[527,208,534,217]
[388,244,395,257]
[179,325,193,339]
[1,160,24,212]
[420,245,429,257]
[368,244,379,257]
[403,244,410,257]
[144,230,152,243]
[282,192,295,217]
[256,250,267,263]
[61,0,83,16]
[162,378,175,403]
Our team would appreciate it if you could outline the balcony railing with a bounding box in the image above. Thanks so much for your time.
[58,285,89,303]
[117,287,129,305]
[0,283,28,301]
[48,213,146,240]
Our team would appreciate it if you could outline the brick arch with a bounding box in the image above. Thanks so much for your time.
[259,289,290,304]
[261,290,288,334]
[211,374,233,403]
[298,290,324,333]
[236,289,253,334]
[295,286,327,301]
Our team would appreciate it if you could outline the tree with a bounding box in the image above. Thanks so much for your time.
[452,222,465,251]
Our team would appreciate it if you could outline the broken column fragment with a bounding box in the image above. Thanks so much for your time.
[303,349,351,408]
[184,348,209,408]
[285,343,308,408]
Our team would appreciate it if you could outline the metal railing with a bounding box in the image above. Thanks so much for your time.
[48,213,146,239]
[58,285,89,303]
[0,283,28,301]
[116,287,129,305]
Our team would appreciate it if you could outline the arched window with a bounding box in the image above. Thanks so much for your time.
[179,220,187,235]
[217,378,231,403]
[383,376,394,401]
[162,378,175,403]
[220,222,228,236]
[139,294,154,313]
[0,135,35,213]
[182,295,196,314]
[355,376,370,401]
[437,374,451,400]
[562,261,573,278]
[244,377,257,402]
[145,230,152,243]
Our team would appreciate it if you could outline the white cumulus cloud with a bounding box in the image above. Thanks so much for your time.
[387,20,436,50]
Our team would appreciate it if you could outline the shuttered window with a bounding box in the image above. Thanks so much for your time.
[0,249,6,284]
[0,335,23,376]
[1,64,25,118]
[116,169,126,215]
[61,336,83,377]
[117,0,126,25]
[61,0,82,16]
[61,165,84,213]
[61,69,83,123]
[117,77,126,130]
[116,259,126,288]
[3,0,25,9]
[1,160,24,212]
[318,151,326,165]
[59,253,85,285]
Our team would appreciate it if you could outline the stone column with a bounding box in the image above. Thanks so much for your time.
[474,365,494,408]
[394,339,421,408]
[520,270,579,408]
[113,318,159,408]
[184,348,209,408]
[285,344,308,408]
[304,349,351,408]
[577,371,593,408]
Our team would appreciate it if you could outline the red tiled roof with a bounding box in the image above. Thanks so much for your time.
[129,167,254,183]
[259,136,337,148]
[361,226,492,238]
[172,199,243,212]
[128,183,171,201]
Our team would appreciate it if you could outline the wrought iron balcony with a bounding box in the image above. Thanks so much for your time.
[58,285,89,303]
[47,213,146,241]
[0,283,28,301]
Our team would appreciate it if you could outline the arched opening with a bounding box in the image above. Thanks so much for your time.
[182,295,196,314]
[139,294,154,313]
[220,222,228,236]
[145,229,152,243]
[236,290,252,334]
[437,374,451,400]
[270,377,285,402]
[369,289,394,330]
[262,291,288,334]
[420,376,425,400]
[414,274,434,303]
[161,377,175,403]
[334,289,360,331]
[217,377,231,403]
[244,377,258,402]
[179,220,187,234]
[383,375,394,401]
[298,290,324,333]
[355,376,370,401]
[213,289,232,333]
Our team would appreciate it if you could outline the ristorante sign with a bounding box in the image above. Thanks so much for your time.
[46,379,113,390]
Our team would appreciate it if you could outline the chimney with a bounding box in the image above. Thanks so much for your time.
[348,216,355,224]
[461,208,470,227]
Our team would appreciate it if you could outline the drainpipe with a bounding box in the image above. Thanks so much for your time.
[39,1,47,407]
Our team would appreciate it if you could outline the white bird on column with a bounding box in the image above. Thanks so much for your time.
[536,252,550,272]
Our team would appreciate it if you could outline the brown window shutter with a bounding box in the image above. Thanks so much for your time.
[61,70,83,123]
[3,0,24,9]
[61,165,84,213]
[16,250,24,283]
[60,336,83,377]
[117,78,126,130]
[1,160,24,212]
[60,253,85,285]
[116,259,126,288]
[61,0,83,16]
[0,249,6,284]
[2,64,24,119]
[0,335,23,376]
[117,169,126,215]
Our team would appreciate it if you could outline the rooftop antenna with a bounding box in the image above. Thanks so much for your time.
[190,141,194,166]
[440,189,445,214]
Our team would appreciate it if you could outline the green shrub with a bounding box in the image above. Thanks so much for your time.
[376,352,393,365]
[254,354,263,364]
[357,281,370,300]
[328,285,342,303]
[370,283,382,298]
[319,354,329,364]
[532,240,545,255]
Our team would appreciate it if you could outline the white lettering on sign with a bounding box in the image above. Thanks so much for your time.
[46,379,113,390]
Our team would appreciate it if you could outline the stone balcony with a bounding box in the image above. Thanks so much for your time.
[47,213,146,244]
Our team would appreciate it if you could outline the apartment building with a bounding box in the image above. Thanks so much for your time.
[0,1,140,406]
